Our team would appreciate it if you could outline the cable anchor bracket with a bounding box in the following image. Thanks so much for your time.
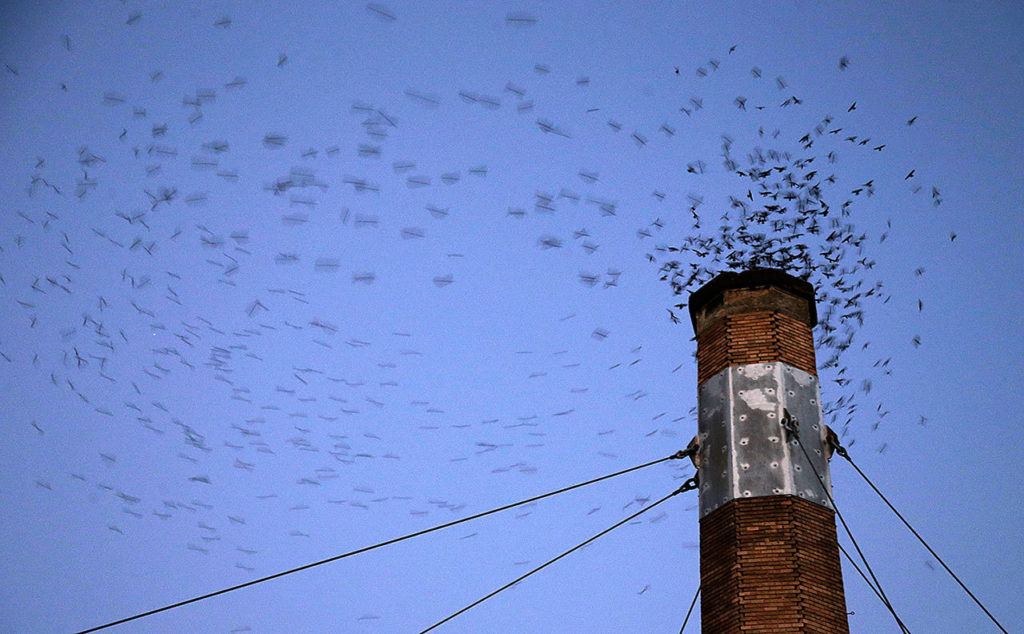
[674,476,699,496]
[781,407,800,438]
[669,445,697,461]
[824,425,849,461]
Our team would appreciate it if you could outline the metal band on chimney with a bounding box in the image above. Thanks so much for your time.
[696,361,833,518]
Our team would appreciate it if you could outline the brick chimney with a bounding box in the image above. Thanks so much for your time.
[689,269,849,633]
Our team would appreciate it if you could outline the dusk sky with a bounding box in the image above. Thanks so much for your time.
[1,1,1022,632]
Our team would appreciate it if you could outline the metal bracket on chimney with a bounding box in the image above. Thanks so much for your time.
[695,362,835,518]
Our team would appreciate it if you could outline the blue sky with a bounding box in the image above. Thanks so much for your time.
[1,1,1022,632]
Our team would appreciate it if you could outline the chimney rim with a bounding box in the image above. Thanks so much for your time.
[688,268,817,330]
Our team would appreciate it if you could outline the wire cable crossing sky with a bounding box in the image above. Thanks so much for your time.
[78,452,690,632]
[0,2,1021,632]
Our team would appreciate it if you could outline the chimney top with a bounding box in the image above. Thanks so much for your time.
[688,268,817,334]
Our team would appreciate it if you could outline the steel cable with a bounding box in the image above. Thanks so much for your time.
[77,451,689,633]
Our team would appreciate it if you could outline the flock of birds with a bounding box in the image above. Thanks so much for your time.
[655,99,943,447]
[1,4,956,630]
